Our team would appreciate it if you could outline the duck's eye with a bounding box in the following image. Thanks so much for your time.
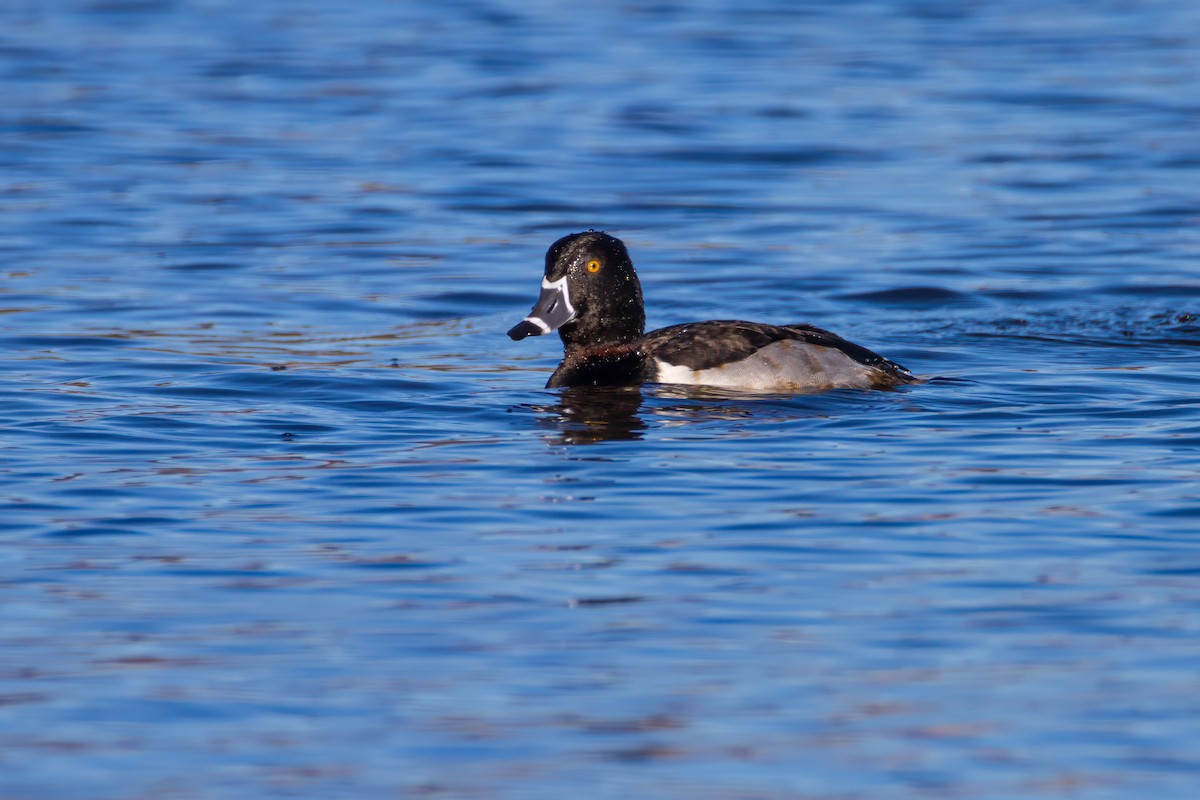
[586,259,601,273]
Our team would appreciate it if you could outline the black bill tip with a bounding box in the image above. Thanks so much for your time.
[507,319,545,341]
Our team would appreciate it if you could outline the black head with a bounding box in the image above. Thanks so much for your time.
[507,231,645,349]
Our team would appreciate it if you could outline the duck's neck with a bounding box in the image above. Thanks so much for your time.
[547,341,646,389]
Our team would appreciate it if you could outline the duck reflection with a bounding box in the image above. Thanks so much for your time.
[531,384,838,445]
[534,386,647,445]
[528,380,908,446]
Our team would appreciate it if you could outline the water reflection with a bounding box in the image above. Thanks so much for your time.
[530,384,886,445]
[532,386,647,445]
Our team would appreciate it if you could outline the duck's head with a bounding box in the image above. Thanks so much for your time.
[507,231,645,349]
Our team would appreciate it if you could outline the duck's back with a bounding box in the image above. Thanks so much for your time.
[642,321,913,392]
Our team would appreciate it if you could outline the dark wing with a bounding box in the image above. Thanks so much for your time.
[643,320,914,381]
[642,321,795,371]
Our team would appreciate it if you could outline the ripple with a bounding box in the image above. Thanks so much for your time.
[837,287,976,307]
[650,145,886,165]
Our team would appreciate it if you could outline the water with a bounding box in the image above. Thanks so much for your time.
[3,0,1200,797]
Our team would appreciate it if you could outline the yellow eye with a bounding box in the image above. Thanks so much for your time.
[586,259,601,273]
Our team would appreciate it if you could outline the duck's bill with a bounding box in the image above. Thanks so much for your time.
[507,276,575,340]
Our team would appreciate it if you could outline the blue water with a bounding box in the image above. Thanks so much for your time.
[3,1,1200,797]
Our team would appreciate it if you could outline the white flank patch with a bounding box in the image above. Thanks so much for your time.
[653,340,883,391]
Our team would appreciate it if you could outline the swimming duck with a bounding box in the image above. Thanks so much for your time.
[507,231,915,391]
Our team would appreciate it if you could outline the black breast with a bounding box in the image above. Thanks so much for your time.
[546,344,646,388]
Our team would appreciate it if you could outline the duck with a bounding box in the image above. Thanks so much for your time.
[507,230,915,392]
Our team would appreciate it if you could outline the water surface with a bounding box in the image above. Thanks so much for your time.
[2,1,1200,797]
